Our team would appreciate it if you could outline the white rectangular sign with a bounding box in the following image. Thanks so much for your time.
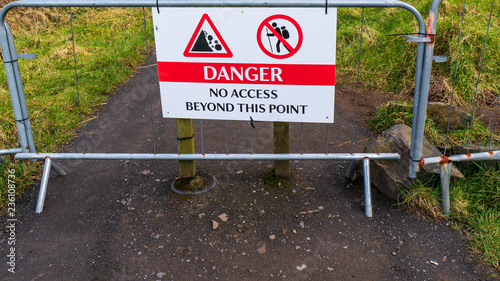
[153,8,337,123]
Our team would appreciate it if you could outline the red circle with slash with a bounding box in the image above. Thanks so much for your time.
[257,14,303,59]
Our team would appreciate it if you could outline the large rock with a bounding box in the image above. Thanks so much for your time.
[387,101,470,131]
[426,102,471,131]
[365,124,463,200]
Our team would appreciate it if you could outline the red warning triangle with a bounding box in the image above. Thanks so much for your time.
[184,14,233,58]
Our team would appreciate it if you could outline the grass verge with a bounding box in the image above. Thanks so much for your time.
[371,101,500,270]
[401,164,500,270]
[0,6,153,210]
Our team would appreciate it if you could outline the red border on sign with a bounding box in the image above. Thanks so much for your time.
[184,14,233,58]
[257,14,303,59]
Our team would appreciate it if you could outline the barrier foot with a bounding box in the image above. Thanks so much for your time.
[362,158,372,217]
[51,161,66,177]
[440,163,452,216]
[346,160,360,179]
[36,157,52,213]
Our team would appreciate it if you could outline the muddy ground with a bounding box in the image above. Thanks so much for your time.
[2,63,499,280]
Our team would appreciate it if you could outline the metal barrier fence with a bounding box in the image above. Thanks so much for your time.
[418,0,500,215]
[0,0,434,217]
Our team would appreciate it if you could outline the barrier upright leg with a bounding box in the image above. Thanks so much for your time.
[51,162,66,177]
[362,158,372,217]
[36,157,53,213]
[346,160,360,179]
[440,163,452,215]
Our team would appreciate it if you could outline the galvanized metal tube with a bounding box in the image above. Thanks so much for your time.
[4,22,37,153]
[50,162,67,177]
[409,42,426,178]
[36,157,52,213]
[345,160,360,179]
[0,148,23,155]
[440,162,451,215]
[0,1,426,33]
[422,151,500,166]
[409,0,444,178]
[0,23,29,153]
[362,158,372,217]
[16,152,401,161]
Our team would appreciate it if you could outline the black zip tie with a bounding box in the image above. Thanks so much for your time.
[387,32,435,37]
[411,158,422,162]
[250,116,260,129]
[325,0,328,14]
[3,59,18,64]
[15,117,30,123]
[156,0,160,13]
[177,133,194,141]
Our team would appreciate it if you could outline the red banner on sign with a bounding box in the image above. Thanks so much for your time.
[158,62,335,86]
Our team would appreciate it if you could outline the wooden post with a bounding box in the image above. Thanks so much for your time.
[273,121,290,178]
[177,118,196,178]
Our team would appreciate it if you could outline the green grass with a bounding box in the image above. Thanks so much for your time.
[0,6,154,208]
[401,164,500,270]
[369,99,500,270]
[337,0,500,105]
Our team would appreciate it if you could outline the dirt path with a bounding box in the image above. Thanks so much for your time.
[2,63,499,280]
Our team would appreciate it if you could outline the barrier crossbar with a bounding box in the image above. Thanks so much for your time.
[15,153,401,161]
[0,0,431,217]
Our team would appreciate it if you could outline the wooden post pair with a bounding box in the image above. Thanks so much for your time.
[177,119,289,178]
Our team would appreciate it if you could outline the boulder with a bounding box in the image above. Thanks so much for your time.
[365,124,463,200]
[426,102,471,131]
[387,101,471,131]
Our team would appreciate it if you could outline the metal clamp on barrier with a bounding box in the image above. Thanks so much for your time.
[433,56,447,63]
[406,36,431,43]
[18,53,37,60]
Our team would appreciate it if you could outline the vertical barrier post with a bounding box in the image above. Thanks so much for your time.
[346,160,360,179]
[0,22,31,153]
[440,162,451,215]
[36,157,53,213]
[177,118,196,178]
[362,158,372,217]
[409,0,444,178]
[274,121,290,178]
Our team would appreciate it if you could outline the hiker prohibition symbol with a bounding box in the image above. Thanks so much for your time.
[267,22,290,53]
[257,14,303,59]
